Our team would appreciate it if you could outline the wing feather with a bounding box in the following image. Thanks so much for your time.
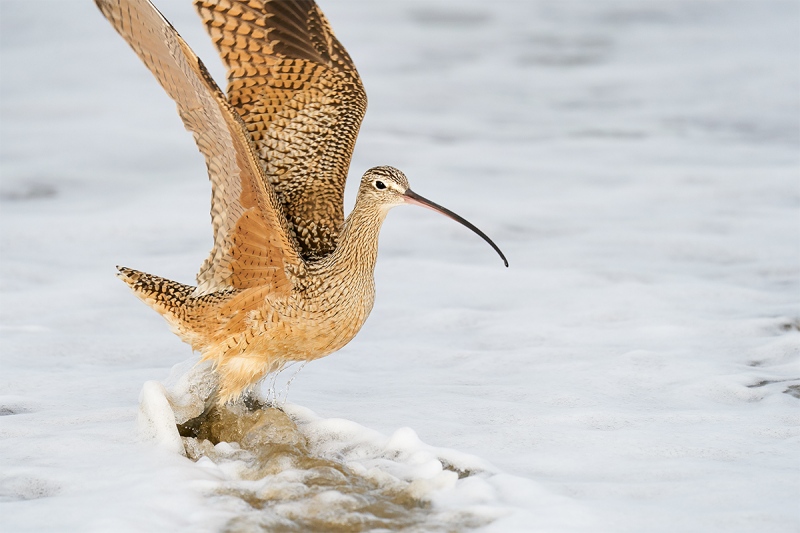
[194,0,367,260]
[96,0,303,295]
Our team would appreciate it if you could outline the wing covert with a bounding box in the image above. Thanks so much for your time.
[96,0,303,296]
[194,0,368,260]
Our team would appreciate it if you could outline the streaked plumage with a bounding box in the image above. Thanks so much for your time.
[96,0,507,404]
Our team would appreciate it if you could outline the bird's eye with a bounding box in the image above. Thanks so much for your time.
[374,180,386,190]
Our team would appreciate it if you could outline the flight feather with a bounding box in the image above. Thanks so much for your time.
[194,0,368,260]
[95,0,303,296]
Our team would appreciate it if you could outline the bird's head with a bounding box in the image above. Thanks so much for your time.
[359,166,410,208]
[358,166,508,267]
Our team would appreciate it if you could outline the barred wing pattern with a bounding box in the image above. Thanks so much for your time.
[96,0,303,296]
[194,0,368,259]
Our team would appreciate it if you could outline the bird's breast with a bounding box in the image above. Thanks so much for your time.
[241,275,376,361]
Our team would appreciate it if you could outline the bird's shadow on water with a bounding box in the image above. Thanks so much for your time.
[173,395,488,532]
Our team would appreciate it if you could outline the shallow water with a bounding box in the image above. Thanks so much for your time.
[176,399,490,532]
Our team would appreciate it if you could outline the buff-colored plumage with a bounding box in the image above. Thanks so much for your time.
[97,0,506,404]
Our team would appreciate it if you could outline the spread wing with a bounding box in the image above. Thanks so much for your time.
[194,0,367,260]
[96,0,304,296]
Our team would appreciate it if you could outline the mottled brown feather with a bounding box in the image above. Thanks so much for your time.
[95,0,302,296]
[194,0,368,260]
[98,1,504,405]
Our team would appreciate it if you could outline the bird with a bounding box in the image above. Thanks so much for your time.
[96,0,508,405]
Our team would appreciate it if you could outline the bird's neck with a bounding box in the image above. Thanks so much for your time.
[325,199,387,279]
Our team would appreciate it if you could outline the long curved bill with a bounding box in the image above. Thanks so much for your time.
[403,189,508,267]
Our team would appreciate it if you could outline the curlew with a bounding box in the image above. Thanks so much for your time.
[96,0,508,404]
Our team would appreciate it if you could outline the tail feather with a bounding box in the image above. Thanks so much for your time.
[117,266,195,338]
[117,266,245,403]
